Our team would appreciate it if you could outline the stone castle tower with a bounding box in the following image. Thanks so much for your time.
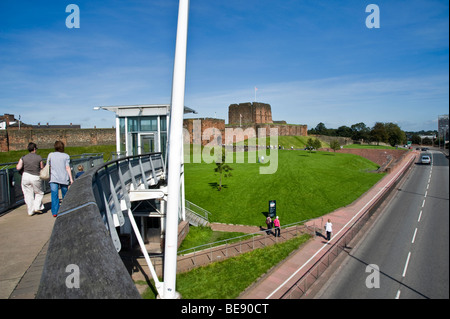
[228,102,273,125]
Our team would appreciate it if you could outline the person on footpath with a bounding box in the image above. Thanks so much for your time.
[16,142,44,216]
[49,141,73,217]
[265,215,272,235]
[273,216,281,237]
[75,164,85,178]
[325,219,333,241]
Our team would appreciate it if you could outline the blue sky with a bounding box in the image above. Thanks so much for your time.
[1,0,448,132]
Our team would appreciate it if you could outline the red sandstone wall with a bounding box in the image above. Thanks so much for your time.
[228,102,273,125]
[335,148,408,166]
[183,118,225,146]
[3,128,116,151]
[0,130,8,152]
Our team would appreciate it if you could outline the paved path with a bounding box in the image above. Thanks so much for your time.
[0,194,54,299]
[0,151,418,299]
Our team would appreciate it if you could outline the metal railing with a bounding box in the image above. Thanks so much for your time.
[185,200,211,226]
[38,152,166,298]
[140,219,322,277]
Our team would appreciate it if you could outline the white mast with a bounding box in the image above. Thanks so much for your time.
[163,0,189,299]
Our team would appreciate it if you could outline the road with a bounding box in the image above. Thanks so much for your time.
[316,150,449,299]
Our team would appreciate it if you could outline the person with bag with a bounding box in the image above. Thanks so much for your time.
[16,142,44,216]
[265,215,273,235]
[49,141,73,217]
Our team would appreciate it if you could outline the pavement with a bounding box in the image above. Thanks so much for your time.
[0,193,55,299]
[0,150,418,299]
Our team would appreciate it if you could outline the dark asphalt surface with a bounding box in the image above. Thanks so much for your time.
[316,150,449,299]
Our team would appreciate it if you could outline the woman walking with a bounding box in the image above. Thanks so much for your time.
[16,142,44,216]
[49,141,73,217]
[273,216,281,237]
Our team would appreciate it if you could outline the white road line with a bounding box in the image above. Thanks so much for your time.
[412,228,418,244]
[422,199,426,207]
[395,290,401,299]
[402,252,411,277]
[418,210,422,222]
[265,154,416,299]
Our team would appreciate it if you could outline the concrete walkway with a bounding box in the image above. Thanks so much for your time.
[0,193,55,299]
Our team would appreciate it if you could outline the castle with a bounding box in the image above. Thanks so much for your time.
[1,102,307,152]
[184,102,307,146]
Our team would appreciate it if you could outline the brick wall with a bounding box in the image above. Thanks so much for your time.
[2,128,116,151]
[0,130,8,152]
[228,102,273,125]
[183,118,225,146]
[182,117,308,147]
[336,148,408,167]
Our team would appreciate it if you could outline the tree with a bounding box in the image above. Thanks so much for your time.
[214,153,232,191]
[305,137,321,153]
[370,122,388,145]
[314,122,328,135]
[385,122,406,147]
[336,125,352,137]
[411,134,421,145]
[351,122,370,142]
[313,138,322,150]
[330,139,341,153]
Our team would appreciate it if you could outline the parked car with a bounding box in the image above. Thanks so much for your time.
[421,155,431,164]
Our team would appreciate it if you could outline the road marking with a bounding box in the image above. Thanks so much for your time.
[424,191,428,198]
[402,252,411,277]
[265,154,417,299]
[395,290,401,299]
[418,210,422,222]
[422,199,426,207]
[412,228,418,244]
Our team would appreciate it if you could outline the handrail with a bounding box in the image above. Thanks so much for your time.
[37,152,165,299]
[176,218,317,257]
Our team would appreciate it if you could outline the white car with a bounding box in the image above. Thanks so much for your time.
[421,155,431,165]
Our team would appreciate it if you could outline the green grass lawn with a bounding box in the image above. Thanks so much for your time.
[178,226,247,252]
[142,233,311,299]
[185,149,384,226]
[343,144,397,149]
[235,135,330,149]
[0,145,116,164]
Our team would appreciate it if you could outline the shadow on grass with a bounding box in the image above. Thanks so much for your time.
[208,182,228,191]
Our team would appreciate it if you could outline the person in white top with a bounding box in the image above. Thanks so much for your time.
[325,219,333,241]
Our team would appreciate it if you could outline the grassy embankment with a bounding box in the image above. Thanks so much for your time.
[184,148,384,226]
